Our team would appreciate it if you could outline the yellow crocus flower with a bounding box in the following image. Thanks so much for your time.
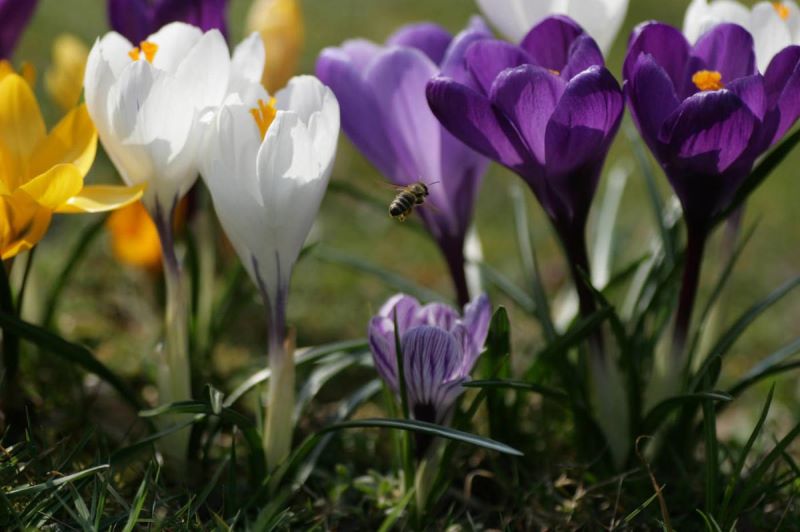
[246,0,304,94]
[0,73,144,260]
[45,34,89,113]
[106,201,162,272]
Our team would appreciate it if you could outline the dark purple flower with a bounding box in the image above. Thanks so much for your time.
[316,18,492,306]
[108,0,228,44]
[0,0,38,59]
[368,293,491,425]
[426,16,623,238]
[624,21,800,231]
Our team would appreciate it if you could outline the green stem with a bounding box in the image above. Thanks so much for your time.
[0,263,19,383]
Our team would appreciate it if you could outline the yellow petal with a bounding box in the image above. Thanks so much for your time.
[0,189,53,260]
[20,164,83,211]
[106,201,162,270]
[45,34,89,113]
[30,104,97,178]
[247,0,304,93]
[0,74,47,188]
[57,183,144,213]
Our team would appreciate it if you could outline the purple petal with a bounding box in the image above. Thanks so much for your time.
[439,17,492,89]
[417,302,460,330]
[490,64,567,163]
[0,0,37,58]
[365,47,442,184]
[154,0,228,38]
[464,39,534,95]
[727,75,767,121]
[378,293,422,334]
[625,53,682,159]
[624,22,689,90]
[520,15,585,73]
[402,326,464,419]
[108,0,154,44]
[544,66,624,220]
[387,22,452,65]
[368,316,398,391]
[339,39,383,75]
[561,35,605,80]
[316,48,399,180]
[763,45,800,144]
[460,293,491,371]
[684,24,755,97]
[427,77,531,171]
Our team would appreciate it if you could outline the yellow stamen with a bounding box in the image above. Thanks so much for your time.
[548,69,561,76]
[140,41,158,62]
[128,41,159,63]
[250,97,278,140]
[692,70,724,91]
[773,2,791,21]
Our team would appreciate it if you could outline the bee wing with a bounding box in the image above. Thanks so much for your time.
[370,177,408,191]
[417,199,443,215]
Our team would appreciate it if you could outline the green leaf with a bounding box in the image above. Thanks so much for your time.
[642,392,732,434]
[110,418,198,467]
[479,262,536,315]
[591,163,629,288]
[727,337,800,398]
[293,352,369,421]
[692,274,800,391]
[314,245,447,304]
[0,311,141,411]
[464,379,569,404]
[485,306,510,360]
[121,465,151,532]
[6,465,109,497]
[377,486,416,532]
[713,127,800,227]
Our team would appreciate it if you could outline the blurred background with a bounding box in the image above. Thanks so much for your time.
[12,0,800,429]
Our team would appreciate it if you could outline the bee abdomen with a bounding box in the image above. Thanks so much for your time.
[389,191,415,218]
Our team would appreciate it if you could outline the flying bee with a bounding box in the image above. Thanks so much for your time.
[388,181,439,222]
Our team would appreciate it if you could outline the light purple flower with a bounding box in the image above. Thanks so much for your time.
[368,293,491,424]
[0,0,38,59]
[624,21,800,231]
[316,18,491,306]
[108,0,228,45]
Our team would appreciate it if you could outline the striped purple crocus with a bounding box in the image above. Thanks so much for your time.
[316,18,492,306]
[108,0,228,44]
[0,0,38,59]
[368,293,490,428]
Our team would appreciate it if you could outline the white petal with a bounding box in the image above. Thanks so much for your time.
[569,0,629,53]
[787,1,800,42]
[476,0,558,42]
[274,75,330,125]
[147,22,203,74]
[684,0,713,43]
[231,32,266,88]
[752,2,793,71]
[100,32,134,77]
[175,29,232,111]
[684,0,752,42]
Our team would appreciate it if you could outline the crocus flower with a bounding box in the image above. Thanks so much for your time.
[106,201,163,271]
[316,18,491,306]
[624,21,800,353]
[108,0,228,45]
[427,16,624,329]
[368,293,491,426]
[199,75,340,468]
[0,0,38,59]
[684,0,799,72]
[0,73,142,260]
[46,34,90,112]
[247,0,304,94]
[475,0,629,54]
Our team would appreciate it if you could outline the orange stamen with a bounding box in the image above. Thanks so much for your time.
[692,70,724,92]
[128,47,140,61]
[773,2,791,21]
[250,97,278,140]
[128,41,158,63]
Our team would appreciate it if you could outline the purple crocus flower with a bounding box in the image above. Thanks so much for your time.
[316,18,492,307]
[624,22,800,353]
[426,15,624,333]
[108,0,228,44]
[0,0,38,59]
[368,293,491,427]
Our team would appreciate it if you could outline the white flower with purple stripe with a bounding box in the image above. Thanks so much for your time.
[368,293,491,424]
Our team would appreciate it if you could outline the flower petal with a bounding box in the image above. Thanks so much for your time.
[401,325,463,416]
[368,315,398,391]
[0,188,52,260]
[561,34,605,80]
[378,293,423,333]
[229,32,266,98]
[147,21,204,74]
[30,104,97,178]
[19,163,83,211]
[0,73,46,187]
[624,22,690,90]
[751,2,793,73]
[439,17,492,88]
[386,22,453,65]
[461,293,491,370]
[464,39,534,96]
[57,183,145,213]
[520,15,585,73]
[174,28,231,111]
[108,0,154,44]
[685,23,756,97]
[763,44,800,143]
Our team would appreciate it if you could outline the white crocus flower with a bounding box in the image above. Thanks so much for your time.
[475,0,629,53]
[83,22,265,470]
[684,0,800,72]
[200,75,340,468]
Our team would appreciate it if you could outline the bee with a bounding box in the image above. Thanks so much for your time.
[388,181,439,222]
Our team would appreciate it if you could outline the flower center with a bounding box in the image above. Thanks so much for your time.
[692,70,724,91]
[773,2,791,20]
[250,97,278,140]
[128,41,159,63]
